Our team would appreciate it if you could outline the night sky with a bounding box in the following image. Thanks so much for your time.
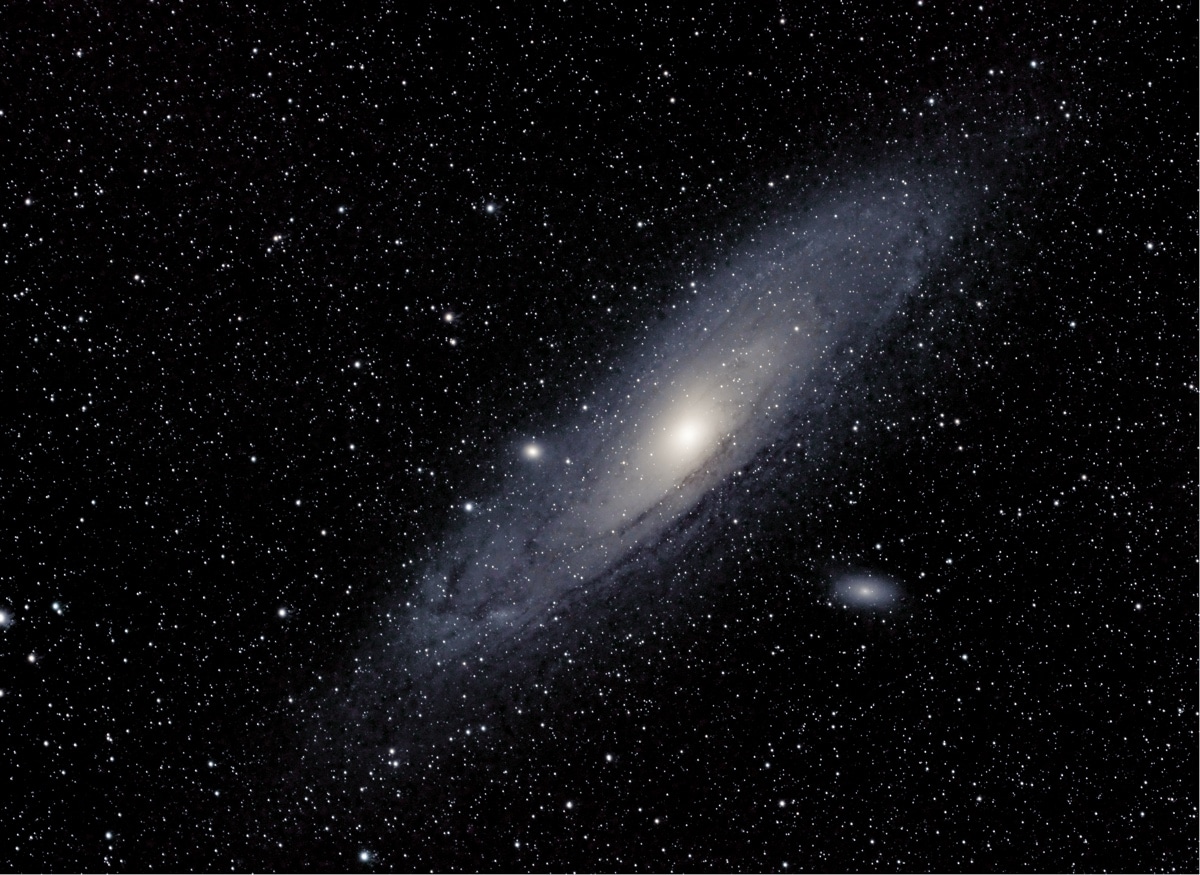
[3,2,1196,872]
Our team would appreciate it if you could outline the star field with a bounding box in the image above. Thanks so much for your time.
[2,3,1195,872]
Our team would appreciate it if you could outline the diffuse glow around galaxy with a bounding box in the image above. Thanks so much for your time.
[297,145,1004,782]
[384,157,987,674]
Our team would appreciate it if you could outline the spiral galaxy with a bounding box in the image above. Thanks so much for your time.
[335,152,995,740]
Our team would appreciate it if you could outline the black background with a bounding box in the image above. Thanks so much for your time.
[2,2,1195,871]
